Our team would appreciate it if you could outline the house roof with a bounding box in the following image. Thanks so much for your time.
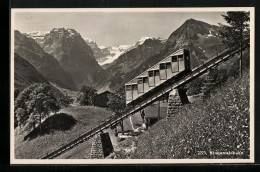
[97,90,111,96]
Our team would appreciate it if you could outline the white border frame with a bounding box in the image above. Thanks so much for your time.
[10,7,255,164]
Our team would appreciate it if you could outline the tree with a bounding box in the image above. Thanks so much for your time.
[58,93,73,107]
[14,83,61,133]
[15,84,39,129]
[15,108,27,129]
[25,84,60,132]
[107,87,126,134]
[220,11,250,77]
[76,85,97,106]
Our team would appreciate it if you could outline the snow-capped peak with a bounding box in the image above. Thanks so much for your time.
[84,37,96,44]
[137,37,157,45]
[205,28,218,38]
[98,45,107,49]
[98,45,132,66]
[115,45,132,49]
[134,36,165,46]
[25,31,49,39]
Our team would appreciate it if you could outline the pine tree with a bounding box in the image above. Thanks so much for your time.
[220,11,250,77]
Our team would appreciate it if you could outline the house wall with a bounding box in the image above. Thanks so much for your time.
[94,92,110,108]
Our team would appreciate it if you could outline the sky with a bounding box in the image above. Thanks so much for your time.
[14,11,226,47]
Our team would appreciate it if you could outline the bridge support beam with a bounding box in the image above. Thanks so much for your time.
[90,132,114,159]
[166,88,189,120]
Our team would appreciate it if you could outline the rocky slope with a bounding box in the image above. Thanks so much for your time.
[14,30,76,90]
[14,53,48,92]
[165,18,225,67]
[40,28,103,87]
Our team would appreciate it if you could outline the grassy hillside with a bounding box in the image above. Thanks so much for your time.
[15,106,112,159]
[131,69,250,159]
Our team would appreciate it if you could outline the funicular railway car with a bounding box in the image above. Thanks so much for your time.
[125,49,191,105]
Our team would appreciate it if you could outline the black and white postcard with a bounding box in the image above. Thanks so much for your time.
[10,8,255,164]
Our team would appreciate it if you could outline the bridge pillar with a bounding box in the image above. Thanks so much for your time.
[90,132,114,159]
[167,88,189,120]
[201,69,216,100]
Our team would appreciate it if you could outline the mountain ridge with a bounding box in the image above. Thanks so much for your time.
[14,30,76,90]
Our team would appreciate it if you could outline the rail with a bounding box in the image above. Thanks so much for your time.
[41,43,249,159]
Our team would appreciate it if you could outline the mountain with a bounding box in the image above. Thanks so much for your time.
[14,53,48,91]
[123,19,225,84]
[108,37,166,73]
[14,30,76,90]
[39,28,103,87]
[21,19,225,93]
[92,37,166,92]
[165,18,225,67]
[84,38,132,67]
[95,19,225,92]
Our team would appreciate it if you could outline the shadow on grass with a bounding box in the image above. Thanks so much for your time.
[24,113,77,141]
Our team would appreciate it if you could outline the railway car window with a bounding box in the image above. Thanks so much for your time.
[148,71,154,77]
[126,85,132,91]
[178,55,184,61]
[154,70,159,76]
[143,77,148,83]
[172,56,177,62]
[166,62,171,69]
[132,85,137,90]
[160,63,166,70]
[138,78,143,84]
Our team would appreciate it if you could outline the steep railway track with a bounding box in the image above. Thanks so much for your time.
[41,43,249,159]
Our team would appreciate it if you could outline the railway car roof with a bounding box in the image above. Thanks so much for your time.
[125,48,188,85]
[160,60,171,63]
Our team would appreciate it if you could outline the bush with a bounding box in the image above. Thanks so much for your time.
[186,77,205,96]
[23,113,76,141]
[59,94,73,107]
